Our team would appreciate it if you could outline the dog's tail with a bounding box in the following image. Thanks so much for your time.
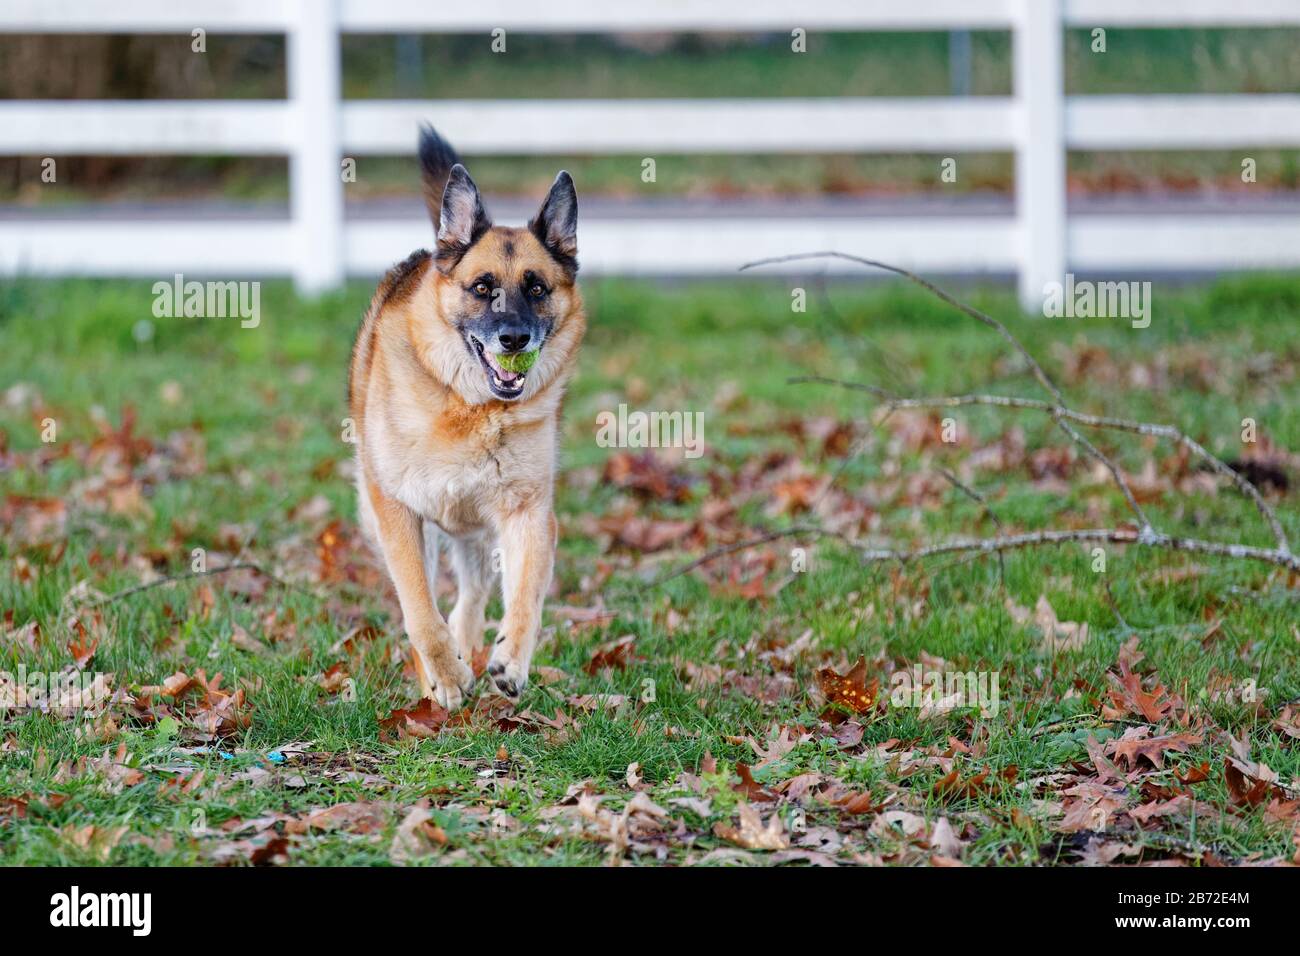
[418,124,463,233]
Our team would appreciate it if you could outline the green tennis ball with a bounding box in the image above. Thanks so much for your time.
[496,350,539,373]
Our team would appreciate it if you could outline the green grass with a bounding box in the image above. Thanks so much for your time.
[1,272,1298,866]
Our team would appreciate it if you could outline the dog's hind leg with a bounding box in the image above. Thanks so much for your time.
[447,532,496,664]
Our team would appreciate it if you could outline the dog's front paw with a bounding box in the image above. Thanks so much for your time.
[486,648,528,702]
[429,656,476,711]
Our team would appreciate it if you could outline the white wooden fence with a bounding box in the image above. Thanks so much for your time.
[3,0,1300,309]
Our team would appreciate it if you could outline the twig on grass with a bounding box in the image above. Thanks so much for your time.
[84,562,304,608]
[845,520,1293,572]
[810,274,916,397]
[746,251,1164,536]
[1101,577,1134,633]
[649,524,841,588]
[936,466,1007,589]
[655,253,1294,587]
[798,383,1290,554]
[659,525,1299,586]
[742,251,1064,400]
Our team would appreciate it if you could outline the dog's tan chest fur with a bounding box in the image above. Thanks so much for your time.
[369,394,555,537]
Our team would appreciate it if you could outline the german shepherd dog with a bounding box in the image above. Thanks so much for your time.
[348,127,583,709]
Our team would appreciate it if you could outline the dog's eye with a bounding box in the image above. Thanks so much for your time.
[529,283,547,298]
[473,282,490,297]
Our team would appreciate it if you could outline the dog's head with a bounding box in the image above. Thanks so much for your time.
[423,161,581,404]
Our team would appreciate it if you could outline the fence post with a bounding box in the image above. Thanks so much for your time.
[287,0,343,294]
[1014,0,1065,313]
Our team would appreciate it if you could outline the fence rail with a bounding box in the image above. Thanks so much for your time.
[2,0,1299,307]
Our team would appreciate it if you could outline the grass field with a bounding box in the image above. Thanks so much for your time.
[1,270,1298,866]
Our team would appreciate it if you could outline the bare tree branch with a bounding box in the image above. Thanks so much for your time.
[83,562,304,608]
[798,381,1290,554]
[742,252,1064,401]
[650,253,1300,588]
[936,466,1006,589]
[656,524,1299,589]
[744,251,1162,535]
[650,525,840,587]
[848,528,1297,572]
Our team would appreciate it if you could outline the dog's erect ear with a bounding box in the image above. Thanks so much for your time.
[435,164,491,270]
[528,171,578,275]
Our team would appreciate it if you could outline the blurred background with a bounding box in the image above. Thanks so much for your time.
[3,2,1300,308]
[5,28,1300,204]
